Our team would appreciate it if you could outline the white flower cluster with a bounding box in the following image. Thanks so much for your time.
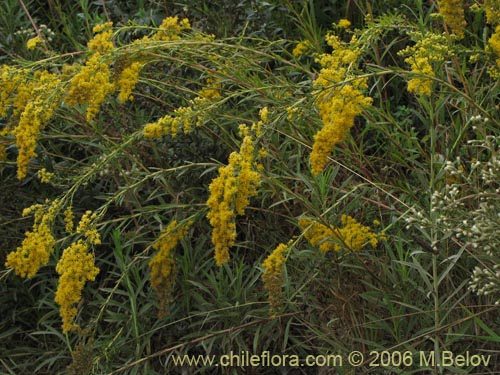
[469,265,500,305]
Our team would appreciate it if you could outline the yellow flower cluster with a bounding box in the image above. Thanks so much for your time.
[149,220,192,318]
[65,53,115,121]
[65,23,116,121]
[143,96,212,138]
[55,240,99,333]
[116,62,142,103]
[299,215,382,253]
[292,40,313,58]
[150,16,191,41]
[88,22,114,54]
[310,33,372,175]
[483,0,500,25]
[37,167,54,183]
[26,36,43,50]
[206,123,264,266]
[437,0,467,38]
[489,26,500,69]
[76,210,101,245]
[64,206,74,233]
[262,242,288,315]
[198,77,222,101]
[0,68,63,179]
[337,19,352,29]
[5,200,59,278]
[399,33,449,96]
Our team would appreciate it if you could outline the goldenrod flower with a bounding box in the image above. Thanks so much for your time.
[116,62,142,103]
[64,206,74,234]
[262,243,289,315]
[5,200,59,278]
[337,19,351,29]
[198,76,222,101]
[299,215,382,253]
[37,168,54,183]
[65,53,115,121]
[4,69,63,179]
[484,0,500,25]
[55,240,99,333]
[151,16,191,41]
[26,36,42,50]
[310,33,372,175]
[489,26,500,68]
[206,130,263,266]
[399,32,449,96]
[76,210,101,245]
[143,97,211,138]
[149,220,192,318]
[292,40,312,58]
[88,22,114,54]
[437,0,467,38]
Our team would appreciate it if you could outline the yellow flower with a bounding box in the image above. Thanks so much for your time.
[149,220,192,318]
[437,0,467,38]
[76,210,101,245]
[116,62,142,103]
[5,200,59,278]
[55,240,99,333]
[337,19,352,29]
[259,106,269,123]
[151,16,191,41]
[206,129,263,266]
[65,53,115,121]
[489,26,500,68]
[310,32,372,175]
[399,32,450,96]
[299,215,382,253]
[26,36,42,50]
[262,243,289,315]
[37,168,54,183]
[88,22,114,54]
[143,97,211,138]
[198,76,222,101]
[4,69,63,179]
[64,206,74,233]
[292,40,312,58]
[484,0,500,25]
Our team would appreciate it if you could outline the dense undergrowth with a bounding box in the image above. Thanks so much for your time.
[1,0,500,374]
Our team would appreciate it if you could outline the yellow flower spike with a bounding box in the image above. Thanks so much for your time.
[55,240,99,333]
[206,126,263,266]
[299,215,383,253]
[437,0,466,38]
[309,31,372,175]
[5,200,59,278]
[484,0,500,26]
[76,211,101,245]
[149,220,192,318]
[64,206,75,234]
[65,53,116,122]
[262,243,289,315]
[116,62,142,103]
[142,96,213,139]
